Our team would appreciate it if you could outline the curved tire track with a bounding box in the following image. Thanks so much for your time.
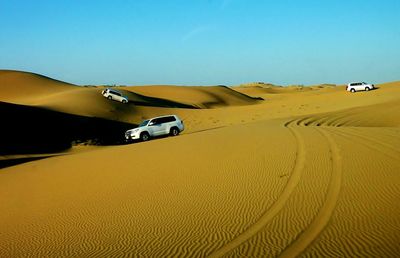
[278,127,343,258]
[341,128,400,155]
[209,120,306,257]
[328,128,400,162]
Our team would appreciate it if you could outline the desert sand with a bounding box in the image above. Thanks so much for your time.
[1,70,399,257]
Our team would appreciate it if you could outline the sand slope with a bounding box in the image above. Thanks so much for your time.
[0,70,76,102]
[0,70,260,123]
[123,85,262,108]
[0,72,399,257]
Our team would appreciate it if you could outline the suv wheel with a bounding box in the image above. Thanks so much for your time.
[140,132,150,142]
[122,99,127,104]
[107,95,112,100]
[350,88,356,93]
[365,87,370,91]
[170,127,180,136]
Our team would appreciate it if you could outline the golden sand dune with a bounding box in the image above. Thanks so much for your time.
[0,71,399,256]
[0,70,76,102]
[0,71,177,123]
[124,85,262,108]
[0,70,260,124]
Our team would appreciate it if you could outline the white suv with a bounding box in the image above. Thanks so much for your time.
[125,115,184,142]
[347,82,375,93]
[102,88,128,103]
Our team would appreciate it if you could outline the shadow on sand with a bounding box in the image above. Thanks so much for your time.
[0,101,137,156]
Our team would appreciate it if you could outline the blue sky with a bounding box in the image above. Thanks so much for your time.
[0,0,399,85]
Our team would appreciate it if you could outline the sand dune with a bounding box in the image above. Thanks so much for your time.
[0,70,76,102]
[0,70,259,122]
[123,85,262,108]
[0,71,399,257]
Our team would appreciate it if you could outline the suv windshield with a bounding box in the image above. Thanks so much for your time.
[139,120,150,127]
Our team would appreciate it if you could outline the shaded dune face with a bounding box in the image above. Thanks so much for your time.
[0,101,136,155]
[0,70,399,257]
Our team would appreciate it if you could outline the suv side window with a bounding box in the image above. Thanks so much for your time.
[110,90,121,96]
[152,118,161,125]
[164,116,176,123]
[160,117,170,124]
[151,118,161,125]
[150,116,176,125]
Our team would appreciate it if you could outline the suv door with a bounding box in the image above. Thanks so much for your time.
[149,118,164,136]
[355,83,363,91]
[163,116,176,134]
[112,91,123,102]
[158,117,172,136]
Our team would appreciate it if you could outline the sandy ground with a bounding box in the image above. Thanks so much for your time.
[1,70,399,257]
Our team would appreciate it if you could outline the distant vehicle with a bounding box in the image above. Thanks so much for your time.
[346,82,375,93]
[102,88,128,103]
[125,115,184,142]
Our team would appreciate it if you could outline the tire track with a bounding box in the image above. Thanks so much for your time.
[328,128,400,162]
[278,128,342,258]
[209,120,306,258]
[343,128,400,155]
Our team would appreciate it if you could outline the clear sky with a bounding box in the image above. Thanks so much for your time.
[1,0,399,86]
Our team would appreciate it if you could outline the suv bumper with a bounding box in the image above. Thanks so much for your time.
[125,132,140,141]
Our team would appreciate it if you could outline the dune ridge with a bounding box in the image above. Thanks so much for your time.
[122,85,262,108]
[0,70,261,122]
[0,70,76,102]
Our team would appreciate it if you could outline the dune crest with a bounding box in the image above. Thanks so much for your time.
[123,85,262,108]
[0,70,76,102]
